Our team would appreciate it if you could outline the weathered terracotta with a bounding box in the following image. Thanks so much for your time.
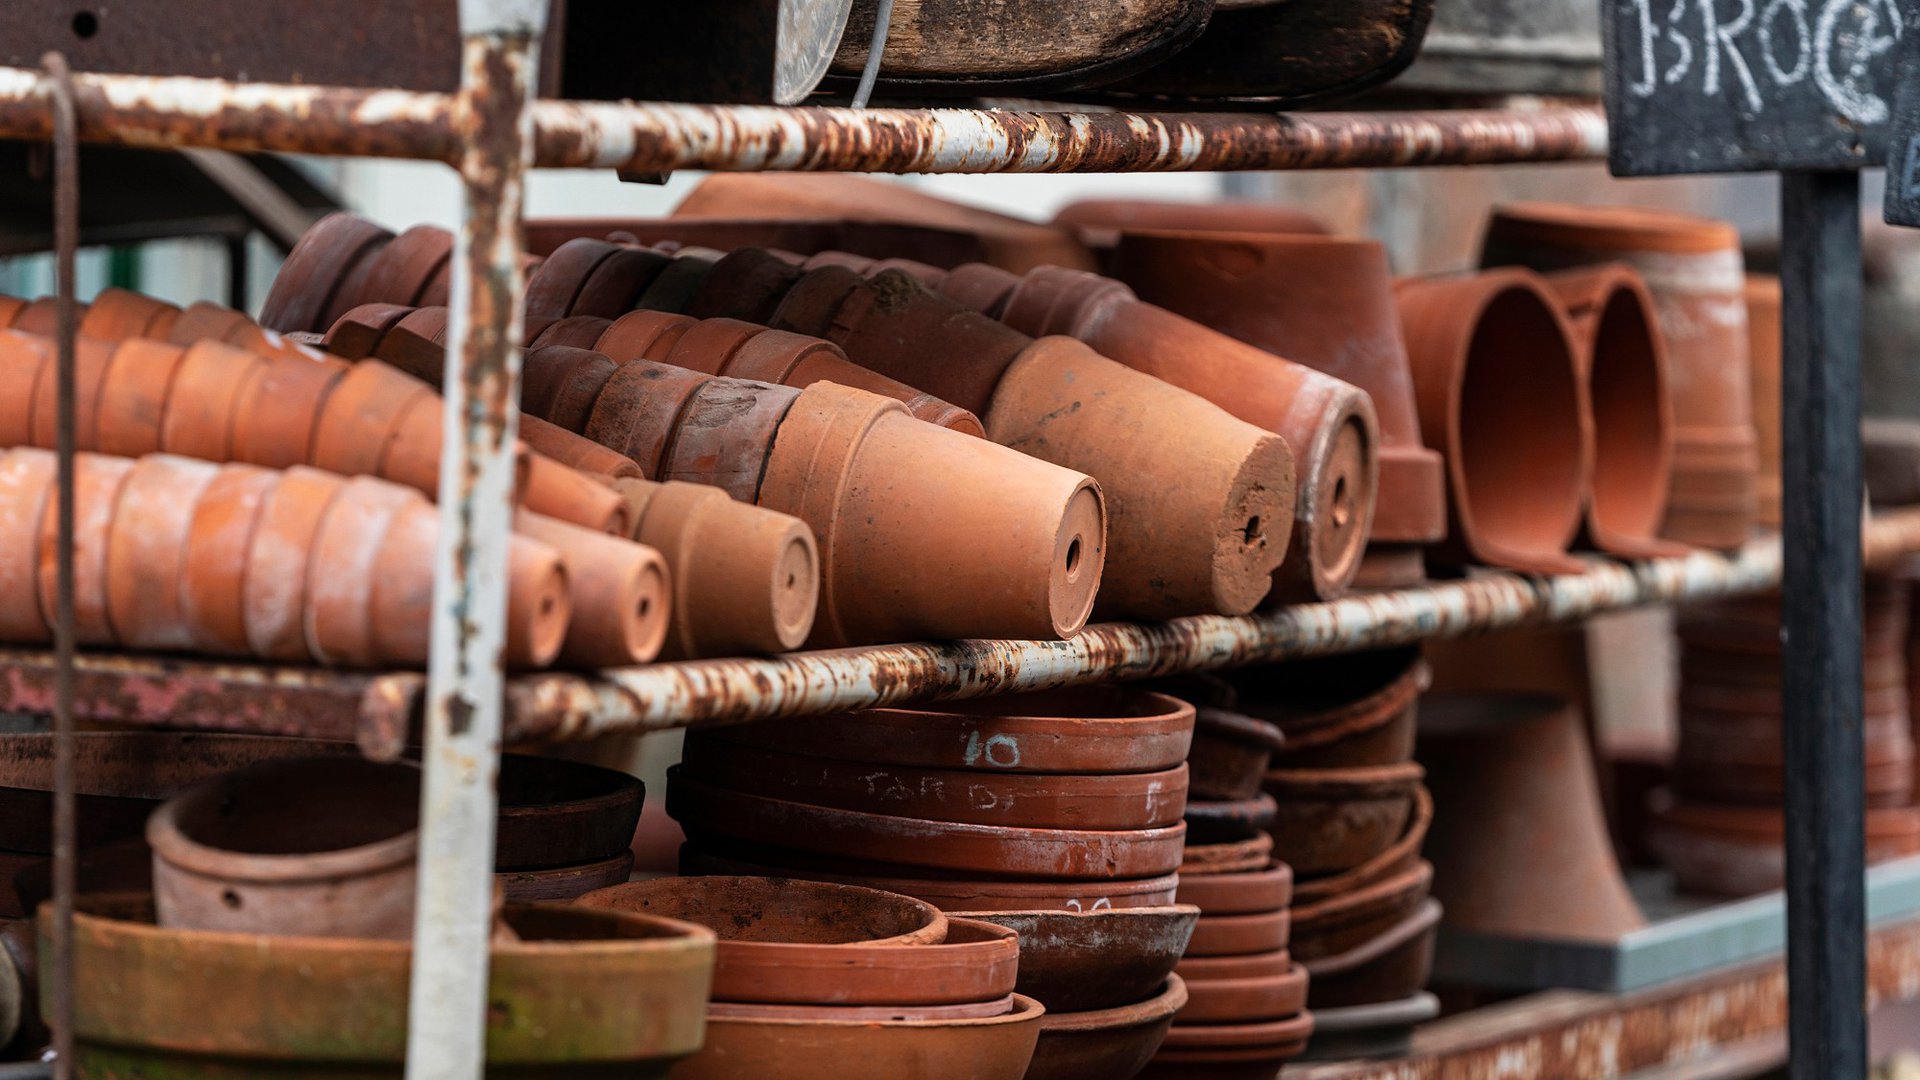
[147,756,421,938]
[668,769,1189,880]
[673,174,1098,273]
[1157,1012,1315,1054]
[230,345,351,469]
[346,225,453,313]
[179,463,281,655]
[1300,898,1440,1009]
[241,465,348,660]
[1649,794,1920,897]
[1234,647,1428,770]
[260,211,394,334]
[1183,794,1279,846]
[1291,785,1432,907]
[158,339,265,462]
[1417,693,1645,942]
[495,753,644,870]
[1052,200,1329,252]
[1262,764,1425,876]
[0,450,56,641]
[706,688,1195,775]
[1395,269,1591,573]
[305,474,431,665]
[8,297,74,338]
[1543,264,1684,558]
[1185,909,1291,958]
[527,238,627,331]
[0,332,50,450]
[1176,963,1307,1024]
[515,510,669,667]
[1024,976,1188,1080]
[707,996,1016,1022]
[960,907,1199,1014]
[681,735,1188,830]
[1289,990,1436,1062]
[1290,861,1433,963]
[104,454,222,650]
[1175,862,1292,916]
[94,338,189,457]
[1746,275,1783,527]
[497,851,635,902]
[1173,950,1290,984]
[1185,706,1288,802]
[26,451,131,646]
[618,477,819,657]
[59,893,715,1077]
[80,286,180,341]
[1481,203,1755,550]
[1179,834,1275,877]
[573,243,675,320]
[673,992,1045,1080]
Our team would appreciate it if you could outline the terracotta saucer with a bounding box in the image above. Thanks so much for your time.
[1025,976,1188,1080]
[1175,949,1290,983]
[1174,861,1292,915]
[675,992,1045,1080]
[496,851,633,902]
[1182,793,1278,845]
[495,753,645,872]
[1180,834,1274,877]
[958,906,1199,1013]
[1185,908,1291,958]
[1176,962,1308,1024]
[576,874,947,950]
[1159,1011,1314,1051]
[1291,861,1434,962]
[1300,897,1440,1010]
[1262,763,1425,875]
[1186,705,1287,801]
[708,994,1014,1022]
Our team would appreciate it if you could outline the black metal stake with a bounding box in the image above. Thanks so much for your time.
[1780,169,1866,1080]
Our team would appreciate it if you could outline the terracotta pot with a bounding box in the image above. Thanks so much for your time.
[1176,963,1307,1024]
[674,991,1045,1080]
[1396,269,1591,573]
[598,309,699,362]
[8,297,78,338]
[62,893,715,1076]
[497,851,635,902]
[0,332,50,450]
[1290,860,1433,962]
[619,478,819,657]
[495,753,645,871]
[309,358,437,481]
[1183,793,1279,846]
[680,840,1183,913]
[1249,653,1427,771]
[321,301,417,360]
[1182,706,1287,802]
[347,225,453,313]
[1301,897,1440,1009]
[1649,793,1920,897]
[93,338,189,457]
[707,996,1016,1022]
[522,343,618,422]
[961,906,1197,1014]
[515,510,669,667]
[706,688,1195,775]
[1747,275,1783,527]
[1292,784,1432,907]
[1544,264,1685,558]
[179,463,281,655]
[0,450,56,641]
[1157,1012,1315,1055]
[305,475,431,665]
[80,286,180,341]
[147,756,421,938]
[1179,834,1274,877]
[1053,199,1328,251]
[157,339,265,462]
[1262,763,1424,876]
[241,466,348,660]
[26,451,131,646]
[1185,908,1291,958]
[230,347,351,470]
[670,769,1188,880]
[1024,976,1188,1080]
[104,454,222,650]
[1173,950,1290,984]
[581,872,942,941]
[1175,862,1292,916]
[1481,203,1755,550]
[637,251,724,316]
[572,243,675,319]
[1416,693,1646,942]
[260,212,393,333]
[680,736,1189,830]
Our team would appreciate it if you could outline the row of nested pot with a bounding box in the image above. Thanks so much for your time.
[1650,578,1920,896]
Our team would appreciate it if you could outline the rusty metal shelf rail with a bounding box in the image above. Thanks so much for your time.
[8,507,1920,757]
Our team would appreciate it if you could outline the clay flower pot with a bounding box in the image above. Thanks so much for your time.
[744,263,1297,619]
[1154,1012,1316,1064]
[668,769,1189,880]
[495,753,646,871]
[1262,763,1425,876]
[1290,860,1433,963]
[1184,909,1291,958]
[1648,793,1920,897]
[0,450,57,642]
[1173,950,1291,984]
[575,873,945,950]
[104,454,222,650]
[241,465,349,661]
[61,894,715,1077]
[674,992,1045,1080]
[1301,897,1440,1010]
[1054,199,1329,252]
[1179,834,1274,877]
[959,907,1199,1014]
[498,851,635,902]
[1292,785,1432,908]
[258,213,394,333]
[706,687,1195,775]
[1746,275,1783,527]
[1481,203,1755,550]
[1543,264,1685,558]
[344,225,453,314]
[1395,268,1591,574]
[1025,976,1189,1080]
[1185,706,1288,802]
[93,338,190,458]
[1233,646,1429,770]
[1175,862,1292,916]
[681,736,1188,830]
[1183,794,1278,846]
[706,996,1017,1022]
[515,511,670,667]
[147,756,421,939]
[28,452,133,646]
[1176,962,1307,1024]
[179,463,281,655]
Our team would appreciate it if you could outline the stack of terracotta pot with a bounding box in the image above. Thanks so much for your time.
[576,876,1049,1080]
[1222,648,1439,1035]
[671,687,1202,1080]
[1651,579,1920,895]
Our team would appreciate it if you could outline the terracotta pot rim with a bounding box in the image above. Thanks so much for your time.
[1180,834,1275,876]
[1300,897,1441,979]
[1194,706,1288,753]
[704,991,1045,1032]
[872,687,1193,727]
[1162,1010,1314,1049]
[1240,651,1427,738]
[1486,202,1742,255]
[1263,761,1424,797]
[575,874,947,947]
[1039,975,1189,1034]
[1174,860,1294,913]
[683,839,1186,903]
[1175,949,1291,981]
[146,760,419,883]
[707,994,1017,1021]
[1291,784,1434,905]
[1292,860,1434,930]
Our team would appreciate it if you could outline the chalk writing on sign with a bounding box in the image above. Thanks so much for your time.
[1616,0,1903,121]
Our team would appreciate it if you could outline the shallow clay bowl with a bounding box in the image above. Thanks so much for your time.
[1186,707,1287,801]
[1302,898,1440,1009]
[576,875,946,959]
[680,840,1182,911]
[1160,1011,1315,1052]
[708,993,1015,1022]
[1185,909,1291,958]
[706,686,1195,775]
[1291,861,1434,962]
[1024,976,1188,1080]
[1175,949,1291,983]
[672,992,1045,1080]
[1179,834,1274,877]
[668,770,1187,880]
[959,906,1199,1014]
[1181,793,1278,845]
[680,735,1189,830]
[1262,763,1424,875]
[495,753,644,872]
[1176,962,1308,1024]
[1292,784,1432,907]
[497,851,634,903]
[1174,861,1292,916]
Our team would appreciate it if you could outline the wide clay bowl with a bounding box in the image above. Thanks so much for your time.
[496,753,645,872]
[680,735,1189,830]
[680,841,1182,912]
[0,733,355,856]
[1159,1012,1315,1053]
[1186,909,1291,958]
[1141,1015,1316,1080]
[1292,785,1432,907]
[1186,707,1287,801]
[1182,793,1278,845]
[669,770,1188,880]
[1175,949,1291,983]
[960,906,1199,1013]
[1175,862,1292,916]
[708,994,1016,1021]
[1180,835,1273,877]
[1176,962,1308,1024]
[1024,976,1188,1080]
[1234,647,1428,770]
[61,893,715,1078]
[498,852,635,903]
[1261,763,1424,875]
[1302,897,1439,1010]
[575,873,946,949]
[705,686,1195,775]
[671,992,1045,1080]
[1291,861,1434,963]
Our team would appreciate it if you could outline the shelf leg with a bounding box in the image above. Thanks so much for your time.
[1780,169,1867,1080]
[402,1,546,1076]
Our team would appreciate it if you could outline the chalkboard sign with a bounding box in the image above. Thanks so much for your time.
[1603,0,1905,175]
[1883,14,1920,223]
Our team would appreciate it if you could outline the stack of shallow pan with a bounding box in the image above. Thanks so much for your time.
[494,756,645,902]
[672,687,1200,1080]
[576,876,1043,1080]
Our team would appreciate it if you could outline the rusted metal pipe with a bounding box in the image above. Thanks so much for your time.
[0,65,1607,174]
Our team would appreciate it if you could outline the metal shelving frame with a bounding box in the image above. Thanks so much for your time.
[0,7,1888,1077]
